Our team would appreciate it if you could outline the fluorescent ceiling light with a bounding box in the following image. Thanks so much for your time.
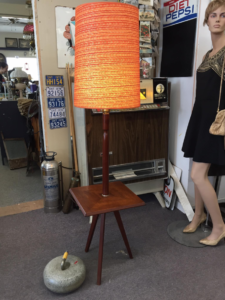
[1,17,29,20]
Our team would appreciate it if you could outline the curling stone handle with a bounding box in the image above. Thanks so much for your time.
[61,251,68,270]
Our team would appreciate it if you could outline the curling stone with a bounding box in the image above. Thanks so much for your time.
[43,252,86,294]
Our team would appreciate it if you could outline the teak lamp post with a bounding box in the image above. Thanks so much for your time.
[74,2,140,196]
[71,2,145,285]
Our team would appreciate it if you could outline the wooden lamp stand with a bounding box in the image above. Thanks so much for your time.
[70,110,145,285]
[102,109,109,197]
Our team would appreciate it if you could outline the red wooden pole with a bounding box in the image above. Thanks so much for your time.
[102,110,109,196]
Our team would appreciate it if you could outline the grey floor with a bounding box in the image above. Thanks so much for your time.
[0,152,43,207]
[1,194,225,300]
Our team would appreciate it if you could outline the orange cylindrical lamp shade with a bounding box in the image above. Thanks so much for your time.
[74,2,140,109]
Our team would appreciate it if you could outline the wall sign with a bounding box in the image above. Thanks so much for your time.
[50,118,67,129]
[47,98,65,108]
[163,0,197,28]
[160,0,198,77]
[46,75,64,86]
[46,87,64,97]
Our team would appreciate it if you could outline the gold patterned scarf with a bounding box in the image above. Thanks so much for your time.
[197,45,225,80]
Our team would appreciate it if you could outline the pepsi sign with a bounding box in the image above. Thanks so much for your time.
[163,0,198,28]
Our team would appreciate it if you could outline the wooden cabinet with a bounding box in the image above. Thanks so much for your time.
[85,108,169,185]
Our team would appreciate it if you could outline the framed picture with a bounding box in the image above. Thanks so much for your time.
[5,38,18,48]
[55,6,75,68]
[0,53,6,63]
[18,39,30,48]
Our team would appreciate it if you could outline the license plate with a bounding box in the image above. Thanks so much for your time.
[46,87,64,97]
[49,108,66,119]
[46,75,64,86]
[49,118,67,129]
[47,98,65,108]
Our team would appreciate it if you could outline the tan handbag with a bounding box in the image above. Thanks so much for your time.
[209,54,225,136]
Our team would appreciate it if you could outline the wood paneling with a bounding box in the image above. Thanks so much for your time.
[86,109,169,185]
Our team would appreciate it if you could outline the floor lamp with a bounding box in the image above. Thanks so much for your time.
[70,2,145,285]
[74,2,140,195]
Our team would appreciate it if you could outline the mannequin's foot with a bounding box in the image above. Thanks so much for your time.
[183,212,207,233]
[199,224,225,245]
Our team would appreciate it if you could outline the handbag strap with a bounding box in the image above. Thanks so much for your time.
[217,53,225,112]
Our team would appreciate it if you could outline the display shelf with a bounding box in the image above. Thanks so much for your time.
[0,47,30,51]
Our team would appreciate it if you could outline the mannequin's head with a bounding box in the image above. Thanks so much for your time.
[204,0,225,33]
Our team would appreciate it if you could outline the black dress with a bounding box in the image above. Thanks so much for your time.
[182,46,225,166]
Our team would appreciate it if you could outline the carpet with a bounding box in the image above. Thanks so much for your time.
[1,195,225,300]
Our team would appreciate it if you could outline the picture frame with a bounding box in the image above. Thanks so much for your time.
[18,39,30,49]
[0,53,6,64]
[5,38,18,48]
[55,6,75,68]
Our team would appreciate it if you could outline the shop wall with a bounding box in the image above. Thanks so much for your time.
[33,0,225,203]
[6,57,39,81]
[0,31,34,58]
[156,0,220,206]
[0,3,30,18]
[0,32,23,47]
[0,1,33,58]
[32,0,116,197]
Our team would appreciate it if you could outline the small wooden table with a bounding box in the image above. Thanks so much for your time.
[70,181,145,285]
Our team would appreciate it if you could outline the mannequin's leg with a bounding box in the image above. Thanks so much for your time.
[184,183,205,230]
[191,162,225,240]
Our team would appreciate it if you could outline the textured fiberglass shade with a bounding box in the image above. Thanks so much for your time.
[74,2,140,109]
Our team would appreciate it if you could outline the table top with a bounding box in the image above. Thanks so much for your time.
[69,181,145,217]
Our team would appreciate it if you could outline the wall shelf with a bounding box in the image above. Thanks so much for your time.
[0,47,30,51]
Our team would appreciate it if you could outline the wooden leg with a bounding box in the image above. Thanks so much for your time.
[85,215,99,252]
[97,213,106,285]
[114,211,133,259]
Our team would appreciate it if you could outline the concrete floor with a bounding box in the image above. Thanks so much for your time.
[0,153,43,207]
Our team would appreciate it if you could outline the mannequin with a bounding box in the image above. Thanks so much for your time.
[181,0,225,246]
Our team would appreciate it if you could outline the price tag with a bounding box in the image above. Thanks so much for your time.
[50,118,67,129]
[49,108,66,119]
[46,75,64,86]
[47,98,65,108]
[46,87,64,97]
